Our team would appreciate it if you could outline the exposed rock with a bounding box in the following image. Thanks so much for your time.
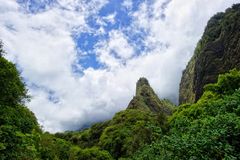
[179,4,240,104]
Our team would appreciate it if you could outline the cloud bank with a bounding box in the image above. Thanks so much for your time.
[0,0,239,132]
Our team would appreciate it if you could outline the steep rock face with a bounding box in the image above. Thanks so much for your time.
[179,4,240,104]
[127,77,174,115]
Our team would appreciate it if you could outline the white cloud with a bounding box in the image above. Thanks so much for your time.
[122,0,133,10]
[103,12,116,24]
[0,0,239,132]
[95,30,135,68]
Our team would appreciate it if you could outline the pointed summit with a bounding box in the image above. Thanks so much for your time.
[136,77,150,87]
[136,77,150,95]
[127,78,174,115]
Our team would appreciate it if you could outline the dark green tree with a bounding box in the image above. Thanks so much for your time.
[0,57,28,106]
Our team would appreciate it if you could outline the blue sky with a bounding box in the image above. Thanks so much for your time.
[0,0,239,132]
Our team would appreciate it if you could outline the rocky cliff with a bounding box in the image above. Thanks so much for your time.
[179,4,240,104]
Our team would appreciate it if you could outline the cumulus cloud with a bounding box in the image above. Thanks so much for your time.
[122,0,133,10]
[103,12,116,24]
[0,0,239,132]
[95,30,135,67]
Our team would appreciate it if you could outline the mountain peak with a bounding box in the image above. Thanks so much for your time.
[136,77,150,95]
[127,78,174,115]
[136,77,149,87]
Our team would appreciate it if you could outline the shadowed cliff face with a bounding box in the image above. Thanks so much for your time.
[128,77,174,115]
[179,4,240,104]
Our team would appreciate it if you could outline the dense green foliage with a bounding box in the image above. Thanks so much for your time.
[74,147,113,160]
[0,126,42,160]
[55,109,165,159]
[0,43,41,159]
[0,57,28,106]
[0,105,39,133]
[132,69,240,159]
[55,120,111,148]
[99,109,163,159]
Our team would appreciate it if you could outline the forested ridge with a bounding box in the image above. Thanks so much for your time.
[1,3,240,160]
